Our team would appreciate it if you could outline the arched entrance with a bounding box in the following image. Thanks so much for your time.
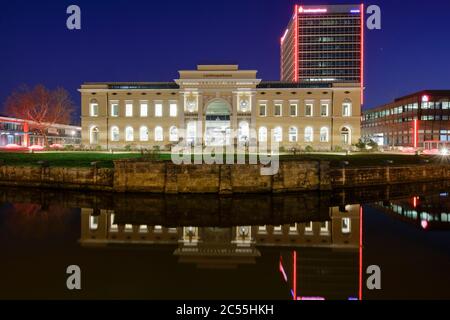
[205,99,231,146]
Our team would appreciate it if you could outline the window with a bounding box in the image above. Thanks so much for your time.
[342,218,351,234]
[259,127,268,142]
[274,104,282,117]
[155,103,163,117]
[170,103,177,117]
[125,126,134,142]
[169,126,178,142]
[186,121,197,145]
[154,126,163,142]
[290,104,297,117]
[321,103,329,117]
[341,127,351,145]
[273,127,282,143]
[90,101,99,117]
[89,215,99,231]
[238,121,250,143]
[125,103,133,117]
[342,102,352,117]
[111,126,119,142]
[111,103,119,117]
[305,127,314,143]
[320,221,329,234]
[259,104,267,117]
[304,222,313,234]
[90,127,99,144]
[289,127,298,142]
[140,126,149,142]
[305,103,313,117]
[140,103,148,117]
[320,127,329,142]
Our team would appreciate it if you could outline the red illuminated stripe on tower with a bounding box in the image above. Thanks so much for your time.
[293,250,297,300]
[294,5,299,82]
[413,119,419,148]
[360,3,365,105]
[359,205,363,301]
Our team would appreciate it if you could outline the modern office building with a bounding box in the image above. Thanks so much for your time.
[280,4,363,86]
[0,115,81,148]
[80,65,361,151]
[361,90,450,148]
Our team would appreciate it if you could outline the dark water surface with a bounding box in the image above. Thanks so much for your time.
[0,183,449,300]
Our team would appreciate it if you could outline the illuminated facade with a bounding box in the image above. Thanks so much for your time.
[0,116,81,148]
[80,65,361,151]
[362,90,450,148]
[280,4,364,87]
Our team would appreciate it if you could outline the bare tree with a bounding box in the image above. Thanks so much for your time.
[4,85,74,146]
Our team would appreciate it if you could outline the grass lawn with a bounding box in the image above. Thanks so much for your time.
[0,151,444,168]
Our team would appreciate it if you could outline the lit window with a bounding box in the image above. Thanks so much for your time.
[125,103,133,117]
[140,126,149,142]
[320,221,329,234]
[111,103,119,117]
[155,103,163,117]
[125,126,134,141]
[321,104,329,117]
[320,127,329,142]
[305,103,313,117]
[238,121,250,143]
[273,127,283,143]
[259,127,268,142]
[169,126,178,142]
[170,103,177,117]
[274,104,282,117]
[90,127,99,144]
[139,225,148,233]
[343,102,352,117]
[154,126,163,142]
[259,104,267,117]
[140,103,148,117]
[342,218,351,234]
[290,104,297,117]
[304,222,313,234]
[273,225,282,234]
[89,215,98,231]
[111,126,119,142]
[305,127,314,143]
[186,122,197,145]
[90,102,99,117]
[289,127,298,142]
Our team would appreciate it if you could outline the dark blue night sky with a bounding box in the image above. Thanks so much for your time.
[1,0,449,123]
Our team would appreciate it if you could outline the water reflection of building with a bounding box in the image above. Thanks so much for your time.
[370,194,450,231]
[80,204,361,298]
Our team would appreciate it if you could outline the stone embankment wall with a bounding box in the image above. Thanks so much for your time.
[0,160,449,193]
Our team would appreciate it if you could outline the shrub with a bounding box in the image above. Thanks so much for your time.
[354,139,367,151]
[124,145,132,152]
[305,145,314,153]
[367,139,379,152]
[334,146,343,153]
[64,145,74,151]
[95,145,102,151]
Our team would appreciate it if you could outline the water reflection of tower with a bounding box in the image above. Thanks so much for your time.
[278,205,362,301]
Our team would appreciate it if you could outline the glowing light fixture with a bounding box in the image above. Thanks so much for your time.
[421,220,429,230]
[422,95,430,102]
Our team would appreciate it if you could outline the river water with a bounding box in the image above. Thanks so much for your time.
[0,183,449,300]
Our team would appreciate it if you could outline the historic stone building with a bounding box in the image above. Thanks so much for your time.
[80,65,361,151]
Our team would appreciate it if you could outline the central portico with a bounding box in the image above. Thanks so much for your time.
[176,65,258,147]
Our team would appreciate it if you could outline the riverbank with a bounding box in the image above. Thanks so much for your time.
[0,156,449,193]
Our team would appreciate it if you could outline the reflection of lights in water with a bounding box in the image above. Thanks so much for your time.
[421,220,429,230]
